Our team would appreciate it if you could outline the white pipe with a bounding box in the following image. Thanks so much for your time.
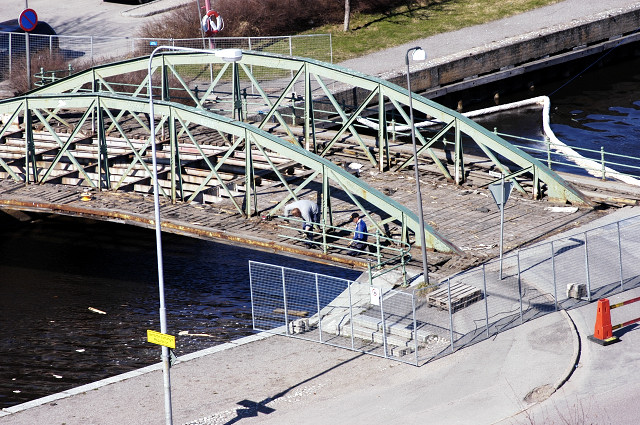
[357,95,640,186]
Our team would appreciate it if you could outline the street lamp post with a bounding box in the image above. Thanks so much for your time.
[406,47,429,286]
[147,45,243,425]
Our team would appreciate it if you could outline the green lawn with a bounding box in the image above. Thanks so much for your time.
[303,0,561,62]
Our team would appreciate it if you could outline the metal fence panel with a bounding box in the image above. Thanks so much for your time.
[484,254,525,334]
[619,217,640,289]
[586,223,626,299]
[0,32,331,81]
[249,260,287,332]
[552,233,588,304]
[519,243,557,315]
[449,266,489,349]
[413,281,454,364]
[250,215,640,367]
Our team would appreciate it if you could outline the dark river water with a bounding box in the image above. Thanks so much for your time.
[473,54,640,177]
[2,51,640,409]
[0,215,360,409]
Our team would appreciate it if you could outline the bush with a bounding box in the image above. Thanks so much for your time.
[5,52,88,95]
[138,0,415,38]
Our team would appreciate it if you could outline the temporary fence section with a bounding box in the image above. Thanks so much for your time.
[250,214,640,366]
[0,31,331,82]
[249,260,430,365]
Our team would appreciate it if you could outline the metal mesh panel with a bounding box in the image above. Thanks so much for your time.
[249,261,286,332]
[484,254,525,333]
[619,217,640,289]
[519,243,557,314]
[314,274,353,346]
[0,32,331,82]
[414,281,455,364]
[376,289,417,361]
[449,267,489,349]
[552,234,588,304]
[586,223,625,299]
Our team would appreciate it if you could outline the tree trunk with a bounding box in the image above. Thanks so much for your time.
[343,0,351,32]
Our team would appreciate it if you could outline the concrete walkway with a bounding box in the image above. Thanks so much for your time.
[339,0,640,78]
[0,310,577,425]
[2,1,640,424]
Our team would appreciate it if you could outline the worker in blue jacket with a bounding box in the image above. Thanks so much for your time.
[348,212,368,256]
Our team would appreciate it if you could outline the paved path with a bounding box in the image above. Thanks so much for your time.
[499,286,640,425]
[340,0,640,78]
[0,311,577,425]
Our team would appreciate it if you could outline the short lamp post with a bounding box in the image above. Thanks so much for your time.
[147,45,243,425]
[405,46,429,286]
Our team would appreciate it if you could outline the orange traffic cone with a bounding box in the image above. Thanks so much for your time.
[588,298,619,346]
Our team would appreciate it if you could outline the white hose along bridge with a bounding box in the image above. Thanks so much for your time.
[0,49,590,263]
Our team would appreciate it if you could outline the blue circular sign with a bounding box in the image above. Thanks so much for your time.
[19,9,38,32]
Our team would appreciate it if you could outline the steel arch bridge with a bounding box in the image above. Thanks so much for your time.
[0,49,589,253]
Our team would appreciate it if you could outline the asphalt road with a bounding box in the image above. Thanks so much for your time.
[1,0,190,38]
[502,286,640,425]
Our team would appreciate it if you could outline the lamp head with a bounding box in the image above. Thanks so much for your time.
[412,48,426,62]
[215,48,243,62]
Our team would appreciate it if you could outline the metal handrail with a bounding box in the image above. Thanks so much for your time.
[33,65,74,87]
[276,215,411,270]
[495,130,640,180]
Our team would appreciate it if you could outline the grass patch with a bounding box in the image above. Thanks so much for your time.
[304,0,562,62]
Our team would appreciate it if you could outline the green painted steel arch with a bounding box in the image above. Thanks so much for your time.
[29,50,590,206]
[0,92,459,252]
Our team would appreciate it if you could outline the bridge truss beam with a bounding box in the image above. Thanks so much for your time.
[29,50,590,207]
[0,92,458,252]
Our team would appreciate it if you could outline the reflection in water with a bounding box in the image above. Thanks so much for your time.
[0,214,360,408]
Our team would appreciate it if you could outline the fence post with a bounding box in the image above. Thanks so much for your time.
[601,147,606,180]
[551,241,558,311]
[348,280,355,350]
[8,33,12,74]
[448,278,454,353]
[315,273,323,342]
[321,220,327,254]
[249,262,256,330]
[483,264,489,337]
[412,291,419,365]
[518,251,523,324]
[376,231,381,266]
[380,289,388,358]
[617,221,624,291]
[282,268,289,335]
[401,251,407,287]
[584,232,592,302]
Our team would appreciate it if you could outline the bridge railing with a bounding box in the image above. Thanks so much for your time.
[494,130,640,182]
[276,215,411,276]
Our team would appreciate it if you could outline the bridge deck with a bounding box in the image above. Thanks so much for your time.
[3,150,636,281]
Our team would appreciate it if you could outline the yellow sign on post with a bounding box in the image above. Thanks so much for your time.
[147,330,176,349]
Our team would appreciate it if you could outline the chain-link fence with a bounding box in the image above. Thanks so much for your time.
[0,31,331,81]
[250,214,640,366]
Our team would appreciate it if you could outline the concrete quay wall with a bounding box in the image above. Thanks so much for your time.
[340,4,640,106]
